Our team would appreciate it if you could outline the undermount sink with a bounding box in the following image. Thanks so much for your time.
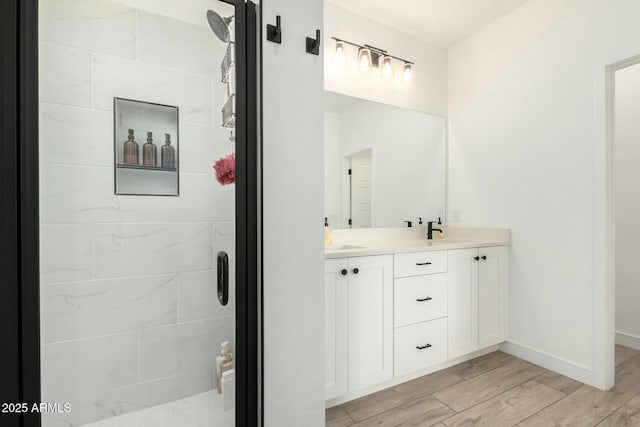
[329,244,366,250]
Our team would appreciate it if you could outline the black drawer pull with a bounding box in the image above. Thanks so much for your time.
[416,297,433,302]
[416,344,432,350]
[474,256,480,261]
[416,262,432,266]
[481,255,487,260]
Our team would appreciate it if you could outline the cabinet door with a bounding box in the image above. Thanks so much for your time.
[325,259,348,400]
[448,248,479,359]
[478,246,508,349]
[348,255,393,392]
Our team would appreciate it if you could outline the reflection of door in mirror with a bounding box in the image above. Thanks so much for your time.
[346,149,372,228]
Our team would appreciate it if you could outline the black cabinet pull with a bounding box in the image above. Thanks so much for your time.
[352,268,359,275]
[416,262,432,266]
[340,269,348,276]
[416,344,432,350]
[416,297,433,302]
[474,256,480,261]
[481,255,487,260]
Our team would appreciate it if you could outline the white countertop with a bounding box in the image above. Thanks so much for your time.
[324,227,511,259]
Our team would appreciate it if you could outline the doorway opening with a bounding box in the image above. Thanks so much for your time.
[612,62,640,375]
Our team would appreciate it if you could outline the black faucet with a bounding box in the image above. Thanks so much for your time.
[427,221,443,240]
[403,220,412,228]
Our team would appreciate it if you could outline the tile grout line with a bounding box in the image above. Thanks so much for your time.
[337,355,516,425]
[339,374,467,425]
[417,368,545,423]
[514,385,575,426]
[328,349,640,427]
[341,405,357,425]
[42,314,233,346]
[432,379,567,426]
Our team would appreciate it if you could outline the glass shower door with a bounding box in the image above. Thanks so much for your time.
[38,0,258,425]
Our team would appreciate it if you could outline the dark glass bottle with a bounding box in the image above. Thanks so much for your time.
[143,131,157,167]
[161,133,176,169]
[123,129,139,165]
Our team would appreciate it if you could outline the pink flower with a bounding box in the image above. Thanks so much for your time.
[213,153,235,185]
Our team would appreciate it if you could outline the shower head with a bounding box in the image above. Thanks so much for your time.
[207,9,233,43]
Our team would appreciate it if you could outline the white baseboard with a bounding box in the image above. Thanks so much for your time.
[500,341,594,386]
[615,331,640,350]
[325,345,500,408]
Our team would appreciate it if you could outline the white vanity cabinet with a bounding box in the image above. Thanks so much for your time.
[325,244,508,403]
[324,259,348,400]
[393,251,449,377]
[324,255,393,399]
[448,246,508,359]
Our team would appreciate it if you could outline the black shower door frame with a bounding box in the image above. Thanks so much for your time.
[0,0,262,426]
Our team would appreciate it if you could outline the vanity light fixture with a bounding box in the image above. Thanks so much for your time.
[334,40,345,67]
[381,55,394,79]
[332,37,413,82]
[358,47,372,71]
[403,63,413,82]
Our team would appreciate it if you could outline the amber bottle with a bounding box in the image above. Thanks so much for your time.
[123,129,139,165]
[143,131,157,167]
[161,133,176,169]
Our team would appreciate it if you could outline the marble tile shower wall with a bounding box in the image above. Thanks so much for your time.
[38,0,235,425]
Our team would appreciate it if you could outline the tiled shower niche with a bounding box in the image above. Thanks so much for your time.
[114,98,179,196]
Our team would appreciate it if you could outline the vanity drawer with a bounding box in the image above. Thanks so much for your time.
[394,318,448,378]
[394,250,447,278]
[394,274,447,327]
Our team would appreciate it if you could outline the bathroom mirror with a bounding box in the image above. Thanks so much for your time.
[324,91,446,229]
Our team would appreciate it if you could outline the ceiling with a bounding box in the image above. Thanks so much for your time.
[326,0,530,48]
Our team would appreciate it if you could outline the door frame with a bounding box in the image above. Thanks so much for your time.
[0,0,41,426]
[0,0,262,425]
[594,52,640,391]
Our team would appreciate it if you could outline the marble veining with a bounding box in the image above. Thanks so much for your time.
[39,104,113,167]
[92,55,213,125]
[93,223,214,279]
[39,0,137,58]
[39,1,235,425]
[41,332,139,402]
[43,275,178,343]
[139,317,233,381]
[79,390,233,427]
[137,10,224,77]
[39,43,92,108]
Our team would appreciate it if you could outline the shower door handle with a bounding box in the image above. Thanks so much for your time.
[217,251,229,306]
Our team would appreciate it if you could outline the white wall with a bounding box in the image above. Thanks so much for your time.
[324,2,448,117]
[615,63,640,349]
[39,0,235,425]
[448,0,640,388]
[262,0,326,425]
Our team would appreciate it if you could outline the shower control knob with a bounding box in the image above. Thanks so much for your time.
[341,269,348,276]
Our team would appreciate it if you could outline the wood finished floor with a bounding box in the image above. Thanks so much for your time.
[326,345,640,427]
